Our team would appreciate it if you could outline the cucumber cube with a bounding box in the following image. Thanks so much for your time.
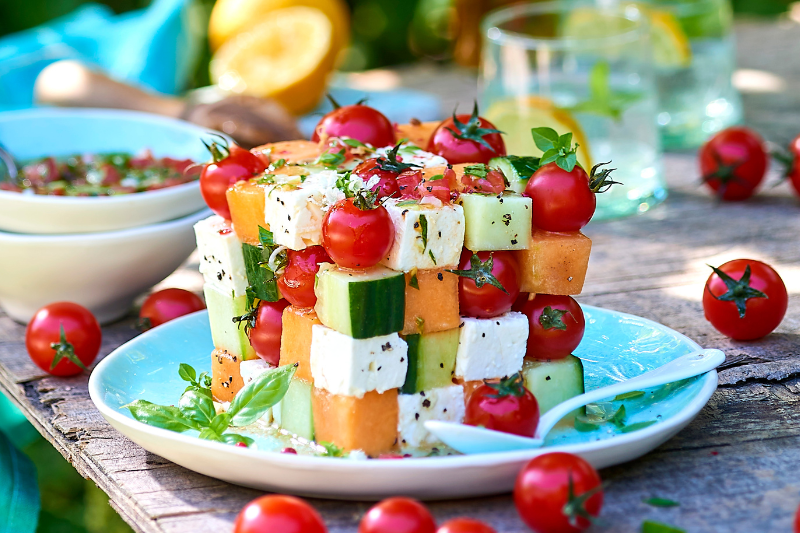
[522,355,586,423]
[314,263,405,339]
[203,283,255,360]
[402,328,459,394]
[459,193,532,251]
[279,379,315,441]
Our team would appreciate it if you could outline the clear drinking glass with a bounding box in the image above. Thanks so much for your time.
[642,0,741,149]
[480,2,666,221]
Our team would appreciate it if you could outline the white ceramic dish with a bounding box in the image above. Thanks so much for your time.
[0,108,213,234]
[0,208,212,324]
[89,306,718,500]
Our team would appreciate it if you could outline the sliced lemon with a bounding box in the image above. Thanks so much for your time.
[645,8,693,69]
[210,6,335,115]
[208,0,349,55]
[485,96,593,171]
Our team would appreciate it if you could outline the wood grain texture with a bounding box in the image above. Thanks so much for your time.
[1,19,800,533]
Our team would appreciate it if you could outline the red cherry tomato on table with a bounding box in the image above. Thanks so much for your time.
[514,452,604,533]
[322,195,395,269]
[249,299,290,365]
[437,518,496,533]
[352,158,401,200]
[26,302,101,377]
[200,141,266,220]
[359,497,436,533]
[455,249,520,318]
[524,162,596,232]
[786,134,800,198]
[139,288,205,330]
[702,259,787,341]
[233,495,327,533]
[278,246,331,308]
[521,295,586,360]
[428,104,506,164]
[312,102,395,148]
[794,502,800,533]
[465,373,539,437]
[699,126,768,201]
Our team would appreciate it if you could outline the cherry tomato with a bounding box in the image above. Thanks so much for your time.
[312,103,395,148]
[512,292,531,312]
[322,196,395,269]
[26,302,101,377]
[456,249,520,318]
[787,134,800,198]
[249,299,290,365]
[278,246,331,308]
[794,501,800,533]
[359,498,436,533]
[234,495,326,533]
[524,163,595,232]
[465,374,539,437]
[521,295,585,360]
[702,259,787,341]
[459,166,506,195]
[200,141,266,220]
[699,127,768,201]
[436,518,497,533]
[139,288,205,330]
[514,452,603,533]
[428,105,505,164]
[353,158,400,199]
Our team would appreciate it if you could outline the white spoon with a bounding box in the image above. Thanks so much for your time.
[425,348,725,455]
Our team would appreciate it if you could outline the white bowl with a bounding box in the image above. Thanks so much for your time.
[0,208,212,325]
[0,108,215,234]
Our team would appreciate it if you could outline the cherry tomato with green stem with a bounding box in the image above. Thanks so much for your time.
[233,495,327,533]
[200,139,266,220]
[465,373,539,437]
[139,288,205,330]
[322,192,395,269]
[451,249,520,318]
[699,127,768,201]
[428,103,505,164]
[312,98,395,148]
[521,295,585,360]
[358,497,436,533]
[277,246,331,308]
[248,299,290,365]
[26,302,101,377]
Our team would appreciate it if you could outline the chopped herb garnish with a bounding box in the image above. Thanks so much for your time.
[429,250,437,265]
[396,199,418,207]
[620,420,657,433]
[419,214,429,251]
[317,149,346,168]
[415,316,425,334]
[427,174,444,181]
[641,520,686,533]
[615,391,645,401]
[320,441,346,457]
[409,268,420,290]
[463,164,489,179]
[642,497,679,508]
[256,174,276,185]
[575,403,626,432]
[342,138,367,148]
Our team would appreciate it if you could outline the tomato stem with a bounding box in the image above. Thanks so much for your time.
[446,101,503,153]
[446,253,509,294]
[562,473,606,528]
[589,162,621,193]
[374,143,421,174]
[49,325,88,371]
[706,264,768,318]
[485,373,526,399]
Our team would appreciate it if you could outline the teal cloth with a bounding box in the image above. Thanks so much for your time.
[0,0,200,110]
[0,431,39,533]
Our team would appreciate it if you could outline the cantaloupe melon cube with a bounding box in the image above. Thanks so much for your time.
[226,179,267,245]
[514,230,592,295]
[279,306,320,383]
[395,121,439,148]
[211,348,244,403]
[403,269,460,335]
[312,387,399,456]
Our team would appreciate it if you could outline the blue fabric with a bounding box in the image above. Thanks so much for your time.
[0,0,199,110]
[0,431,39,533]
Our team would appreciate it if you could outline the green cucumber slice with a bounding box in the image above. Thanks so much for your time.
[203,283,256,360]
[279,379,314,441]
[315,263,405,339]
[522,355,586,422]
[489,156,541,194]
[459,192,532,251]
[402,328,459,394]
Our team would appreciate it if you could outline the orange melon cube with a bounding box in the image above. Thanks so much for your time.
[312,387,399,456]
[226,179,267,245]
[279,306,320,382]
[395,120,439,148]
[403,269,460,335]
[254,140,321,164]
[514,230,592,295]
[211,348,244,403]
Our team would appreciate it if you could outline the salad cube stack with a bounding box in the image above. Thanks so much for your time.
[193,117,595,457]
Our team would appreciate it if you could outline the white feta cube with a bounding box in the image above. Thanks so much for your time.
[240,359,274,385]
[381,199,465,271]
[397,385,465,448]
[264,170,346,250]
[194,215,248,297]
[310,325,407,398]
[455,312,528,381]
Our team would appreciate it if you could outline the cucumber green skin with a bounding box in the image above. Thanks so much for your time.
[489,156,541,194]
[460,193,532,251]
[522,355,586,421]
[242,243,280,302]
[204,284,256,360]
[317,269,405,339]
[401,329,459,394]
[278,379,314,441]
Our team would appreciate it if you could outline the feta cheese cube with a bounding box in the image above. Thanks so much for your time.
[310,325,408,398]
[194,215,248,297]
[381,199,465,271]
[240,359,274,385]
[455,312,528,381]
[397,385,465,448]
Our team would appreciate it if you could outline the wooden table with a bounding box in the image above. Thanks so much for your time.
[2,19,800,533]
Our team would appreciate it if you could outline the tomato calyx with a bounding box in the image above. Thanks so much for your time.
[531,127,579,172]
[539,306,570,331]
[201,134,230,163]
[447,102,504,153]
[706,263,768,318]
[49,325,88,372]
[374,143,420,174]
[351,188,382,211]
[562,473,606,528]
[233,300,260,335]
[589,162,621,193]
[485,372,526,399]
[701,151,749,198]
[447,253,509,294]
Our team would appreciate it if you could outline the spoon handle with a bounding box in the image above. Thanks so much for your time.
[534,349,725,440]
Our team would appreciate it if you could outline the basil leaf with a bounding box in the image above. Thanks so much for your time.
[198,427,224,442]
[223,434,255,447]
[642,497,679,508]
[178,363,196,383]
[123,400,197,432]
[210,412,232,434]
[179,389,216,427]
[620,420,657,433]
[228,365,296,427]
[242,236,280,302]
[419,214,428,251]
[342,138,366,148]
[320,441,345,457]
[641,520,686,533]
[531,127,559,152]
[615,391,645,400]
